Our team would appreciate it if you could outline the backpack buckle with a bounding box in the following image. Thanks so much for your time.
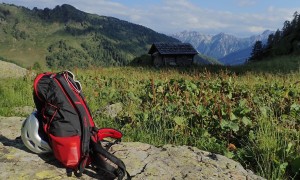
[115,168,125,179]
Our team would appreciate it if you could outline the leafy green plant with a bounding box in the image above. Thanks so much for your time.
[1,66,300,180]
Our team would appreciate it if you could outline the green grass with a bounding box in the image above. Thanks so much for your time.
[232,55,300,74]
[1,60,300,179]
[237,106,300,180]
[0,77,34,116]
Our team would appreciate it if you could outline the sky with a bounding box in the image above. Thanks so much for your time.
[1,0,300,37]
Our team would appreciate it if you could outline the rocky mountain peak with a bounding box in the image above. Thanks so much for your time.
[172,30,273,65]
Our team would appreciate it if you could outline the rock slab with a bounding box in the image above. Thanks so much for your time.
[0,60,27,79]
[0,116,265,180]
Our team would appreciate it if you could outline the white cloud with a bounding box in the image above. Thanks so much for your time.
[235,0,257,7]
[1,0,299,37]
[137,1,299,36]
[248,26,267,33]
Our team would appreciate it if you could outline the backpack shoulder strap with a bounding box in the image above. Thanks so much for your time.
[52,72,93,177]
[53,72,92,155]
[90,140,131,180]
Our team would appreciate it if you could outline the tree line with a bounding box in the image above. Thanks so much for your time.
[249,12,300,61]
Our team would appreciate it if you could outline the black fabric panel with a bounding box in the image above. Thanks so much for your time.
[33,74,52,114]
[50,120,79,136]
[33,74,54,134]
[44,78,81,137]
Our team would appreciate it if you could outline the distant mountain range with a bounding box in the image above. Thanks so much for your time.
[172,30,273,65]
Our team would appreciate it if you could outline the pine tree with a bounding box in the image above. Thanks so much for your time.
[282,20,292,37]
[266,34,274,48]
[250,41,263,61]
[273,30,281,45]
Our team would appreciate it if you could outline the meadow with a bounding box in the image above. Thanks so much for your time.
[1,56,300,179]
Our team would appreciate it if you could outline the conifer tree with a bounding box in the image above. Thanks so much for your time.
[250,41,263,61]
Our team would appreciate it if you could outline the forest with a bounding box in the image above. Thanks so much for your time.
[249,12,300,61]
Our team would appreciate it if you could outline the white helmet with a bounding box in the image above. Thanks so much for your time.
[21,111,52,154]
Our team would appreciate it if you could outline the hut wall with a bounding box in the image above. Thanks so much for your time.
[176,55,193,66]
[153,54,163,67]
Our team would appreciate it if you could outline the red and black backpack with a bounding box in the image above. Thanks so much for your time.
[33,70,130,179]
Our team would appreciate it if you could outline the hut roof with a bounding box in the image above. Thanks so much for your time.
[148,43,198,55]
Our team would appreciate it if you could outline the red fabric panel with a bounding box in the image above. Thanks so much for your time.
[49,134,81,168]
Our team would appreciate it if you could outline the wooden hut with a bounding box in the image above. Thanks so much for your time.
[148,43,198,67]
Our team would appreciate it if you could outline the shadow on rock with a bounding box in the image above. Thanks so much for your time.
[0,135,114,179]
[0,134,32,153]
[37,153,115,179]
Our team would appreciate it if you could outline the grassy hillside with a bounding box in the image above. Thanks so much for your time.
[0,3,180,68]
[232,55,300,74]
[194,53,223,65]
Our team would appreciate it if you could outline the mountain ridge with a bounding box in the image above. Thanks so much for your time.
[172,30,273,65]
[0,3,183,68]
